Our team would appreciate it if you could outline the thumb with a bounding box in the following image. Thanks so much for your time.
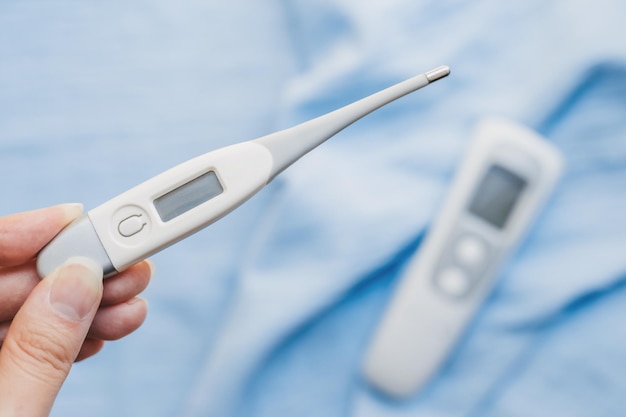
[0,257,103,416]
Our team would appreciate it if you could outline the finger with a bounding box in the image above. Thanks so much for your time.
[0,322,8,347]
[1,324,104,364]
[0,204,83,267]
[0,257,103,416]
[0,259,153,321]
[88,298,148,341]
[3,299,148,347]
[101,261,153,306]
[0,261,146,355]
[75,338,105,362]
[0,262,39,321]
[2,315,114,364]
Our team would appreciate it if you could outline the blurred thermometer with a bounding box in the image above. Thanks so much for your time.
[37,66,450,278]
[362,118,563,398]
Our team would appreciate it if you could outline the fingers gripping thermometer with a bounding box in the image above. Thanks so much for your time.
[36,66,450,278]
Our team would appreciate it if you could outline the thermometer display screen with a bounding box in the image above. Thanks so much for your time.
[468,165,527,229]
[154,171,224,222]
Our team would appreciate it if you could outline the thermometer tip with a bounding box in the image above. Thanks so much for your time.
[425,65,451,82]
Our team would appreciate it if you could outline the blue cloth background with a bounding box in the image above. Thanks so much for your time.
[1,1,626,416]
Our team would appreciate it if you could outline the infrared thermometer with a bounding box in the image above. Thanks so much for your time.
[36,66,450,278]
[362,118,563,398]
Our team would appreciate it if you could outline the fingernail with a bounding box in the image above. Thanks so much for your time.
[126,297,145,306]
[49,257,103,321]
[145,260,156,277]
[59,203,84,222]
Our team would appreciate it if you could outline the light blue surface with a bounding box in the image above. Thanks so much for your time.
[1,1,626,416]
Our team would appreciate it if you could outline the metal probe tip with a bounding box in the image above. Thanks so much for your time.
[425,65,451,82]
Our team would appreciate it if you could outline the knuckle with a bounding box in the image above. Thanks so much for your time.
[3,325,73,382]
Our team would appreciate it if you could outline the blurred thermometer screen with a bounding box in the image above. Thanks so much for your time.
[468,164,527,229]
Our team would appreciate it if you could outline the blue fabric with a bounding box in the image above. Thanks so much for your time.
[1,1,626,416]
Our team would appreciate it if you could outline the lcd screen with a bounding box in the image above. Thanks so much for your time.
[468,165,527,229]
[154,171,223,222]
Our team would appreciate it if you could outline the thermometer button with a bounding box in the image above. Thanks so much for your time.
[435,266,471,297]
[112,206,151,245]
[118,214,147,237]
[454,234,487,267]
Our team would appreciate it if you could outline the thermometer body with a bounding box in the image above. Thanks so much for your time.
[37,66,450,277]
[362,118,564,398]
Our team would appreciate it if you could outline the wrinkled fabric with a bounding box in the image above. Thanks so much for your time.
[1,1,625,416]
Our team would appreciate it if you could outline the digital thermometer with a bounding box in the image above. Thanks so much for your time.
[36,66,450,278]
[362,118,564,398]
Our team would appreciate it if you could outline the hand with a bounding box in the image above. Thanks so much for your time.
[0,204,152,416]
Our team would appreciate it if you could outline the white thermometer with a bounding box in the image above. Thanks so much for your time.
[362,118,564,398]
[36,66,450,278]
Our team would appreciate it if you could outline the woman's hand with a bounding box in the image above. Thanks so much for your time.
[0,204,153,416]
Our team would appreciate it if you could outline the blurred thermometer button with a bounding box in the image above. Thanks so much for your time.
[454,234,487,267]
[435,267,470,297]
